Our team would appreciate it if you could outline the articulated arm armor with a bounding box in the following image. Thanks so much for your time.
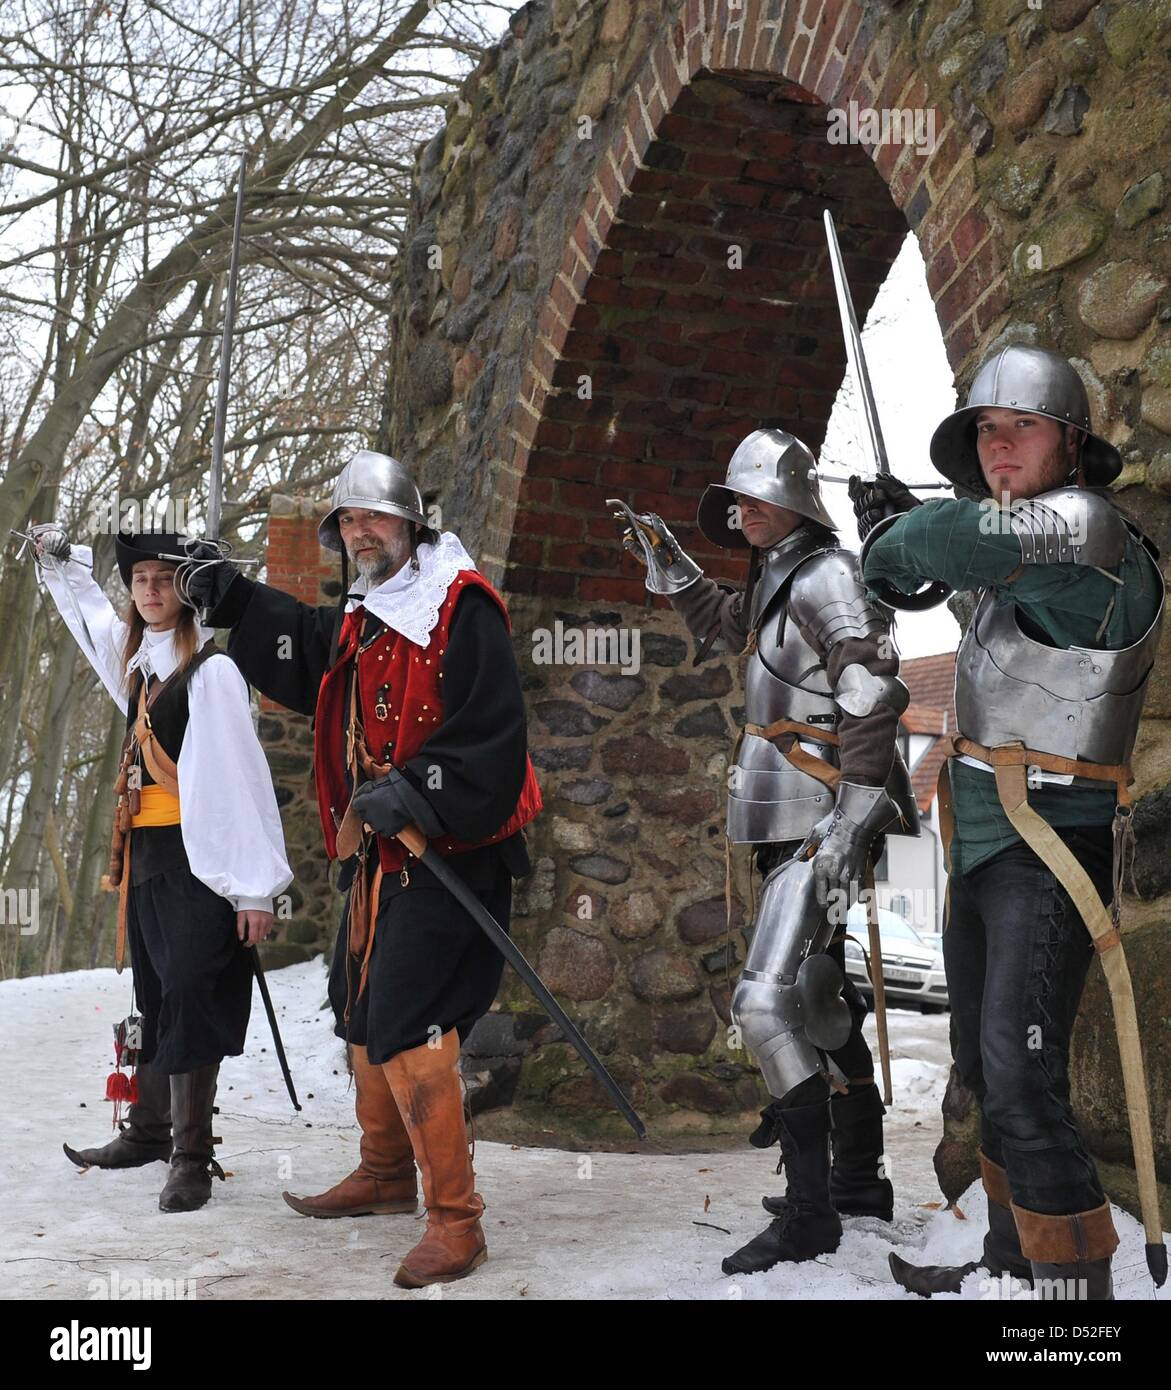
[1005,488,1128,568]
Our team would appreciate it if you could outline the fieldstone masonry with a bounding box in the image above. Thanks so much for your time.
[258,0,1171,1206]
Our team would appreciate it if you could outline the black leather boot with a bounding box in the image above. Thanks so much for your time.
[763,1083,893,1221]
[158,1064,224,1213]
[723,1101,842,1276]
[1029,1259,1113,1301]
[64,1061,172,1169]
[889,1197,1034,1296]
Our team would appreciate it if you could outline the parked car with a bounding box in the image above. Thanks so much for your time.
[841,903,948,1012]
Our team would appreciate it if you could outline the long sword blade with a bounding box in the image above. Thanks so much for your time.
[208,154,248,543]
[823,209,890,477]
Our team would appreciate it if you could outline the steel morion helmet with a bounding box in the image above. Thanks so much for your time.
[697,428,836,549]
[318,449,430,553]
[929,345,1122,495]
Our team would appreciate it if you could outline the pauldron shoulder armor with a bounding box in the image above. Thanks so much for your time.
[788,550,889,650]
[1007,488,1128,568]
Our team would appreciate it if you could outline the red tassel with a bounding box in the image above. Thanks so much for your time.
[106,1071,133,1101]
[127,1073,139,1104]
[106,1069,133,1127]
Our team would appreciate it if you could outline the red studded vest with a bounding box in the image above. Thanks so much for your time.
[312,568,542,873]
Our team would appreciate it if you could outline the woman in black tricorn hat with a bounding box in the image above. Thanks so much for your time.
[30,522,292,1212]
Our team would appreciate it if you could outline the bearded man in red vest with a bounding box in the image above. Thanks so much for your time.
[182,450,542,1287]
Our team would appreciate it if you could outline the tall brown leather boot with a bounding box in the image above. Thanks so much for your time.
[283,1044,418,1217]
[383,1028,487,1288]
[64,1059,173,1170]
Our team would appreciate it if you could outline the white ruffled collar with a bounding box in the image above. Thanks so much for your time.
[347,531,477,647]
[126,620,215,683]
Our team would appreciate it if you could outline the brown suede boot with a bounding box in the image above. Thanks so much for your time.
[283,1044,418,1217]
[383,1028,487,1288]
[1013,1200,1119,1301]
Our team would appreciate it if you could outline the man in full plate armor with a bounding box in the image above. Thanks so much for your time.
[614,426,919,1276]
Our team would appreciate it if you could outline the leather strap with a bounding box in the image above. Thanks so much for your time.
[936,733,1161,1249]
[338,646,385,997]
[132,679,180,796]
[115,836,131,974]
[742,716,842,792]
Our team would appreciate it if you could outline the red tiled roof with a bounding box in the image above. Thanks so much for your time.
[901,703,948,735]
[900,651,957,812]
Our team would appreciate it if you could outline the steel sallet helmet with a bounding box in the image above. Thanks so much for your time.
[697,428,836,549]
[929,345,1122,495]
[318,449,429,553]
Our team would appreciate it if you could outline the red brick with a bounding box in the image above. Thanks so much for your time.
[788,32,811,79]
[686,149,748,180]
[925,241,958,297]
[529,451,601,482]
[578,575,650,603]
[519,477,554,505]
[944,313,977,370]
[598,459,673,491]
[669,375,728,405]
[976,279,1012,334]
[505,566,576,598]
[573,425,649,458]
[952,207,990,266]
[506,535,544,568]
[534,418,573,450]
[512,508,585,540]
[638,340,699,369]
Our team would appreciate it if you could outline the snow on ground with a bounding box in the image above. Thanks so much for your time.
[2,962,1166,1301]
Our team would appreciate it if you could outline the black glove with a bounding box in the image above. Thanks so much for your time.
[847,474,921,544]
[176,540,240,612]
[351,768,445,841]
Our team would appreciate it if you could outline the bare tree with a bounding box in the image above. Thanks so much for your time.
[0,0,507,975]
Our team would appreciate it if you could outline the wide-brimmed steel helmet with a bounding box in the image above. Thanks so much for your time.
[318,449,428,553]
[697,428,836,549]
[929,345,1122,495]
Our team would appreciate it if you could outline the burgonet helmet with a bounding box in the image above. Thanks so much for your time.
[697,428,836,549]
[318,449,435,552]
[929,345,1122,495]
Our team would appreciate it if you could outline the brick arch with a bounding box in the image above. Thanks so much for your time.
[497,0,1001,602]
[368,0,1171,1151]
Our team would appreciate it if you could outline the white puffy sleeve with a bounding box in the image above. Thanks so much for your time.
[177,653,294,913]
[36,545,130,707]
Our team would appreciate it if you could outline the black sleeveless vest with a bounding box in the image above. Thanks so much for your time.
[127,639,221,884]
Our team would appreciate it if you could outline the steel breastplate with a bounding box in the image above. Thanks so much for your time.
[727,571,920,845]
[955,581,1166,768]
[728,596,839,844]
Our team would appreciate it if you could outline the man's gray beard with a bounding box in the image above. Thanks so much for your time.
[351,534,411,585]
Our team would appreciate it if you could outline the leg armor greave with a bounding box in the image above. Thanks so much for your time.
[732,856,852,1101]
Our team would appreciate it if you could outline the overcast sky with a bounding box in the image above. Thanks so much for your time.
[819,231,960,658]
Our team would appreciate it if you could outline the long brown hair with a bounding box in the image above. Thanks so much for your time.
[119,567,201,688]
